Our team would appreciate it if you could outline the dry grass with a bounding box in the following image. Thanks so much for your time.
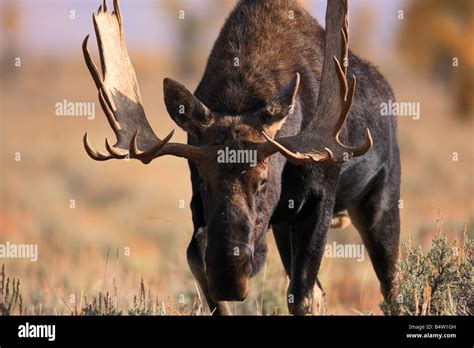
[1,215,471,316]
[0,264,23,315]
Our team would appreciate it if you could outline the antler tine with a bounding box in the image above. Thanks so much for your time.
[337,128,373,157]
[98,89,121,132]
[130,130,142,157]
[129,129,176,164]
[84,133,114,161]
[113,0,123,26]
[341,10,349,77]
[332,67,355,139]
[334,56,349,103]
[105,138,128,158]
[83,34,117,114]
[82,35,103,91]
[261,131,333,164]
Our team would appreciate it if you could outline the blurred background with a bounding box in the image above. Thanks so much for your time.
[0,0,473,315]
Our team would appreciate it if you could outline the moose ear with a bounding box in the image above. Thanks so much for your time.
[255,73,300,136]
[163,78,212,134]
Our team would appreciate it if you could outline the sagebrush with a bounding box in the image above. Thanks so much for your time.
[381,222,473,315]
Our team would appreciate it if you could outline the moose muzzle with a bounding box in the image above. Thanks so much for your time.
[206,252,252,302]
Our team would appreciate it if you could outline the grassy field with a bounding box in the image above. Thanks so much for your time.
[0,45,473,316]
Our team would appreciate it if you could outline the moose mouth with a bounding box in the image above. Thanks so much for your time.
[196,225,268,276]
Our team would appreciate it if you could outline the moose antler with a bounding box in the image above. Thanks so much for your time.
[82,0,203,164]
[259,0,373,164]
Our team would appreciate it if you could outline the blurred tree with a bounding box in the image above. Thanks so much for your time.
[159,0,312,78]
[351,4,376,57]
[398,0,474,120]
[160,0,234,78]
[0,0,22,81]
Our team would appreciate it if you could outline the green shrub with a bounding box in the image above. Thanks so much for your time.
[381,224,473,315]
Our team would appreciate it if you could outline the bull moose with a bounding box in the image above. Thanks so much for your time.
[82,0,401,315]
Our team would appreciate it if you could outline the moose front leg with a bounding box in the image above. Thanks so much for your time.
[287,196,334,315]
